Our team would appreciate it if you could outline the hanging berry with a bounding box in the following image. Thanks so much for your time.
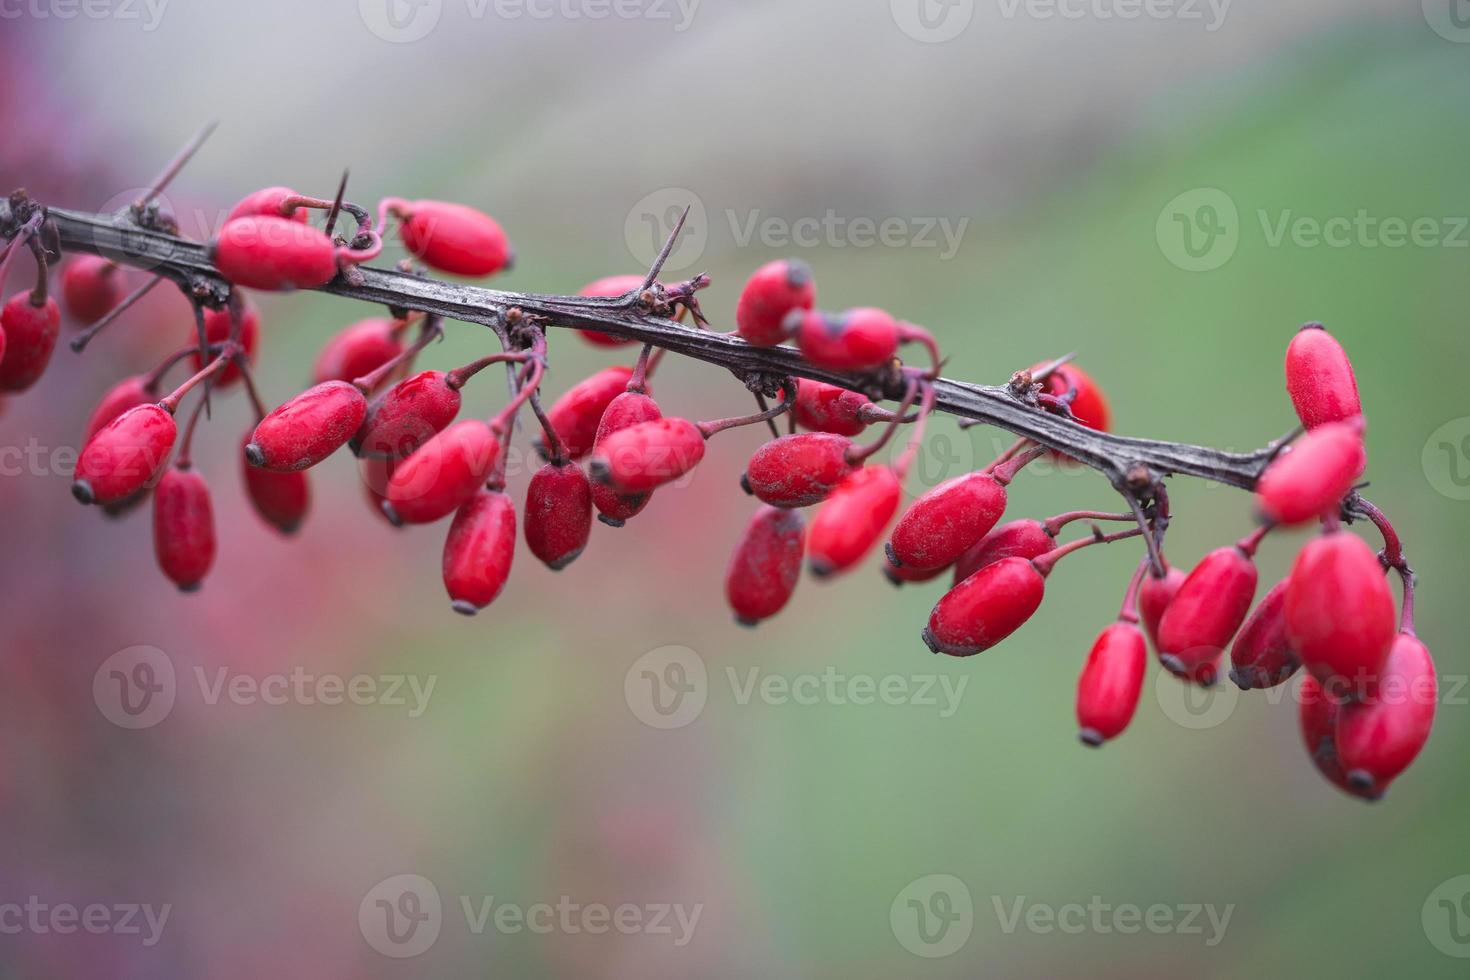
[1284,530,1396,699]
[1226,579,1299,690]
[524,461,594,571]
[952,519,1057,586]
[443,489,517,614]
[806,465,903,577]
[73,404,177,506]
[83,375,154,444]
[1155,532,1265,687]
[540,366,637,461]
[60,255,121,324]
[887,449,1040,572]
[1334,633,1436,799]
[1076,622,1147,747]
[1298,674,1373,800]
[735,259,815,347]
[725,506,806,626]
[1285,324,1361,430]
[241,432,310,535]
[384,419,502,526]
[153,465,217,592]
[1255,417,1366,526]
[587,417,706,495]
[0,289,61,392]
[225,186,312,223]
[188,300,260,389]
[246,381,368,472]
[590,388,663,527]
[742,432,856,509]
[791,379,878,436]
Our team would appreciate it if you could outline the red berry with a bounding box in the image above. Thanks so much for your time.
[887,470,1009,572]
[742,433,855,509]
[1156,546,1259,686]
[443,489,517,614]
[923,556,1045,656]
[792,379,875,437]
[60,255,120,324]
[83,375,153,444]
[353,370,462,460]
[1298,674,1372,800]
[1076,622,1148,746]
[384,419,501,525]
[882,556,948,587]
[241,432,310,535]
[806,465,902,577]
[1285,532,1396,698]
[590,390,662,527]
[1227,579,1299,690]
[952,519,1055,586]
[541,366,636,460]
[212,216,339,291]
[1335,633,1436,798]
[588,417,706,494]
[1030,362,1111,464]
[1285,324,1361,430]
[576,275,645,347]
[73,404,177,506]
[736,259,815,347]
[313,317,404,385]
[725,506,806,626]
[359,455,402,526]
[225,186,310,223]
[524,461,593,571]
[0,291,61,392]
[398,200,512,277]
[188,300,260,389]
[246,381,367,472]
[792,307,898,371]
[1255,417,1366,526]
[153,466,216,592]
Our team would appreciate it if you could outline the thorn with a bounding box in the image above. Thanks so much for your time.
[71,274,164,353]
[323,169,350,239]
[641,204,690,291]
[137,119,219,208]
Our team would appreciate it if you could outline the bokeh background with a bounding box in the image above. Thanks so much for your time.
[2,1,1468,975]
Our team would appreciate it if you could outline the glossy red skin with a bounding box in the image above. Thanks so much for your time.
[354,370,462,460]
[1299,673,1374,800]
[793,307,898,371]
[248,382,366,472]
[591,390,662,525]
[952,519,1055,586]
[542,366,636,460]
[313,318,404,385]
[792,379,873,436]
[153,467,216,592]
[442,490,517,613]
[225,186,309,224]
[576,275,645,346]
[60,255,120,324]
[806,465,901,577]
[1137,566,1186,651]
[924,556,1045,656]
[74,404,177,505]
[400,200,511,277]
[1227,579,1299,690]
[0,292,60,391]
[188,300,260,388]
[212,216,338,291]
[888,471,1007,571]
[1076,622,1148,745]
[1157,547,1258,686]
[241,432,310,534]
[1335,633,1436,797]
[359,455,402,525]
[736,259,815,346]
[84,375,153,444]
[1286,324,1361,430]
[385,419,501,525]
[1285,532,1396,698]
[589,417,705,494]
[726,506,806,625]
[524,461,593,570]
[743,433,855,508]
[883,556,948,586]
[1255,418,1366,526]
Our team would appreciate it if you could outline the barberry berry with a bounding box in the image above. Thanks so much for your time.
[1285,531,1396,699]
[60,255,120,324]
[524,461,593,570]
[806,465,902,577]
[73,404,177,506]
[790,307,898,371]
[1137,563,1186,652]
[540,366,636,460]
[353,370,462,460]
[393,199,513,277]
[590,389,662,527]
[0,290,61,392]
[742,432,855,509]
[1076,622,1147,746]
[576,275,646,346]
[1285,324,1361,430]
[924,556,1045,656]
[886,452,1036,571]
[736,259,815,347]
[1334,632,1436,799]
[384,419,501,525]
[1298,673,1373,800]
[211,216,342,291]
[1156,538,1262,687]
[443,489,517,614]
[225,186,310,224]
[587,417,705,494]
[791,379,877,436]
[242,431,310,535]
[726,506,806,625]
[313,317,406,385]
[83,375,153,444]
[245,381,368,472]
[1255,417,1366,526]
[952,519,1055,586]
[1227,579,1299,690]
[188,300,259,389]
[153,465,216,592]
[882,556,948,587]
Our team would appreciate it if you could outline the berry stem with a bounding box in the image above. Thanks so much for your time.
[352,316,444,392]
[1235,523,1272,558]
[990,444,1047,486]
[628,343,656,393]
[848,375,922,465]
[71,274,165,353]
[896,321,943,379]
[158,343,241,414]
[697,382,797,439]
[1032,526,1145,577]
[1043,510,1135,536]
[143,344,212,395]
[527,387,568,465]
[236,358,271,423]
[1348,494,1417,636]
[174,396,210,469]
[892,382,939,480]
[1118,557,1149,624]
[444,351,530,391]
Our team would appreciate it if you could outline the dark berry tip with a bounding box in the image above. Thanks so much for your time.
[920,628,941,654]
[809,559,834,580]
[882,567,903,588]
[587,458,611,484]
[1228,668,1253,691]
[597,514,627,528]
[379,501,403,527]
[545,548,584,572]
[1298,322,1326,333]
[1078,729,1105,748]
[1158,654,1186,677]
[450,599,480,617]
[884,542,903,568]
[243,443,266,468]
[1347,769,1376,793]
[734,615,760,629]
[739,473,752,495]
[71,479,96,505]
[178,581,203,594]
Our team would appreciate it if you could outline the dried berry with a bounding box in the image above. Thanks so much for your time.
[743,432,855,509]
[524,461,593,570]
[725,506,806,626]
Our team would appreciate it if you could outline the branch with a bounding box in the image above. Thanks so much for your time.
[22,201,1278,490]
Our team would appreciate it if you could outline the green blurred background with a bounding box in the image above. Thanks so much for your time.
[2,2,1467,976]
